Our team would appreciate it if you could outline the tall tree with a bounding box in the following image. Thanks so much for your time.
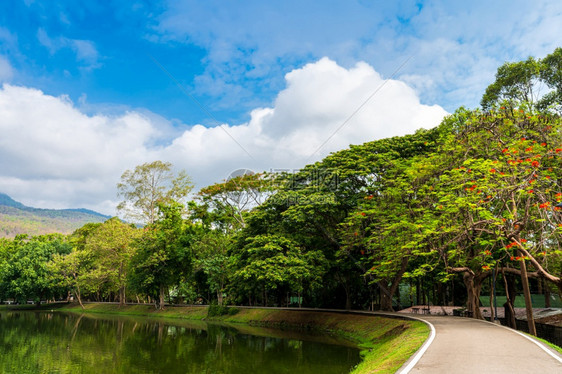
[196,172,271,230]
[481,48,562,113]
[85,218,140,307]
[117,161,193,224]
[232,234,325,307]
[429,107,562,330]
[192,231,231,305]
[128,202,193,309]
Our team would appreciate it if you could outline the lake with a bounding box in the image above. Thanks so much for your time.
[0,311,361,373]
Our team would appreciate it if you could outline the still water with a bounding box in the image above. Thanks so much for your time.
[0,311,361,374]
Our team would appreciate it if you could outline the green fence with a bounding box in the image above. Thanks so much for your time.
[480,294,562,308]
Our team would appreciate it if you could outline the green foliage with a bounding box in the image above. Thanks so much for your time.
[481,48,562,113]
[4,48,561,316]
[0,234,71,302]
[128,201,194,308]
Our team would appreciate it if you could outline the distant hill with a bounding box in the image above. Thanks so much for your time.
[0,193,111,238]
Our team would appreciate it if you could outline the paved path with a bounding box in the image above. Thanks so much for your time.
[399,315,562,373]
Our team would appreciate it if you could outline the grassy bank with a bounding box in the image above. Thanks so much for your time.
[50,303,428,373]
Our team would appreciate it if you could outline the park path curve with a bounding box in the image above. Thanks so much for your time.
[398,314,562,373]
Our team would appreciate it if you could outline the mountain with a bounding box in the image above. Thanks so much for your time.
[0,193,111,238]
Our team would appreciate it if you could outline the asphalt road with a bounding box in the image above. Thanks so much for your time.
[399,315,562,373]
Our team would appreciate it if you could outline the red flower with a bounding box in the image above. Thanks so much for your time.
[490,169,496,173]
[531,160,540,167]
[502,148,509,153]
[521,239,527,243]
[525,147,533,152]
[528,190,534,194]
[556,148,562,153]
[541,142,547,146]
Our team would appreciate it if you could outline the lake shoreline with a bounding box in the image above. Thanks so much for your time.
[49,302,429,374]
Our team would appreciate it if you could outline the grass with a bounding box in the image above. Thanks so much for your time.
[53,303,429,374]
[524,333,562,354]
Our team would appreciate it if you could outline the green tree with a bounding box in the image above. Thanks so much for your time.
[192,231,231,305]
[128,202,193,309]
[428,107,562,331]
[195,172,271,230]
[84,218,140,306]
[481,48,562,112]
[117,161,193,224]
[540,47,562,112]
[232,234,325,307]
[0,234,71,303]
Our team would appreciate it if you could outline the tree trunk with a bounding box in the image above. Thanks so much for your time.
[156,285,165,310]
[489,274,495,322]
[217,290,223,306]
[119,286,126,307]
[518,253,536,336]
[502,269,517,328]
[379,283,394,311]
[462,272,484,319]
[73,273,85,310]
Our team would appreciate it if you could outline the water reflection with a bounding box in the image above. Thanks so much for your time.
[0,311,360,374]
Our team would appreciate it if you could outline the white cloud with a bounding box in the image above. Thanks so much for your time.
[155,0,562,112]
[0,56,13,82]
[37,28,100,68]
[0,59,447,215]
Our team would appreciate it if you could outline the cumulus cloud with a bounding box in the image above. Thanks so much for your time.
[0,59,447,214]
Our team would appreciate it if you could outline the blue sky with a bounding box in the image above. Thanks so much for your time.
[0,0,561,215]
